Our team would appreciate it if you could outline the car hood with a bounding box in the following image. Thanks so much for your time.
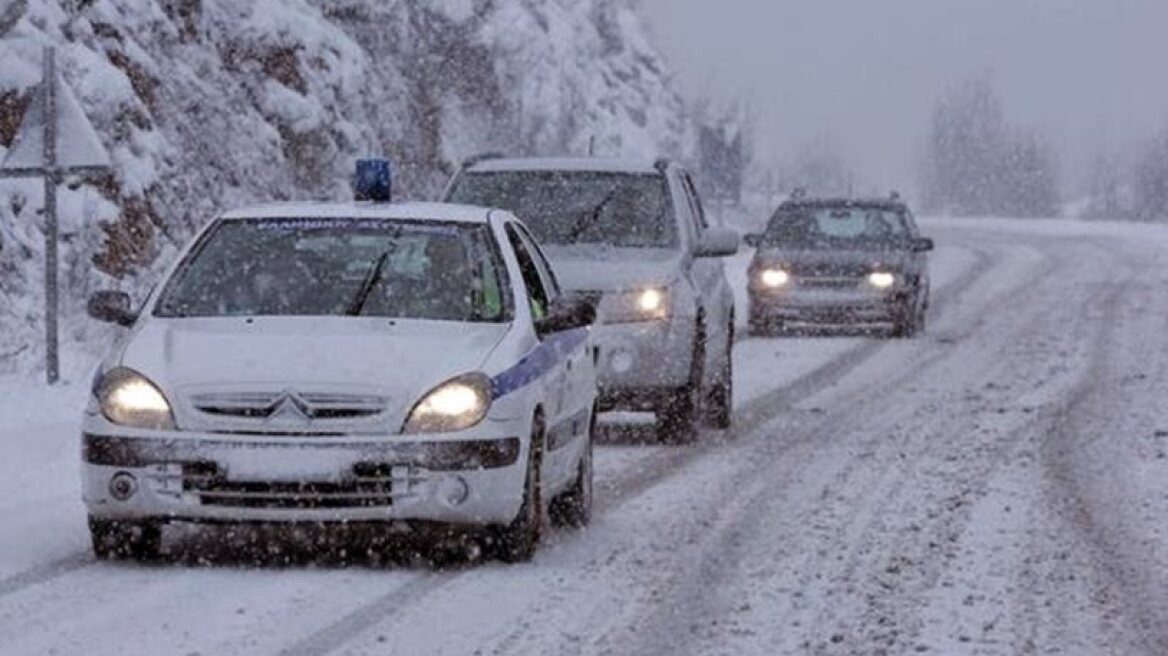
[754,247,910,275]
[117,317,509,427]
[541,245,682,292]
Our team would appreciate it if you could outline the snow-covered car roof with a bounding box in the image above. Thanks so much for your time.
[463,157,663,175]
[219,201,497,224]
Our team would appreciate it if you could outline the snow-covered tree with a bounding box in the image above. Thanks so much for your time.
[922,75,1060,217]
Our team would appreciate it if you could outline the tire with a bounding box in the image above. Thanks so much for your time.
[705,324,734,429]
[656,323,705,445]
[89,515,162,561]
[493,419,544,563]
[549,410,594,529]
[890,298,915,338]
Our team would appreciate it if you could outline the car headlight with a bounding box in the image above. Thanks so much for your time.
[95,367,175,430]
[758,267,791,288]
[867,271,896,289]
[600,287,671,323]
[403,373,492,434]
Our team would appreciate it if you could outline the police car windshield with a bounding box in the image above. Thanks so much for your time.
[448,171,677,248]
[155,218,511,322]
[762,206,910,249]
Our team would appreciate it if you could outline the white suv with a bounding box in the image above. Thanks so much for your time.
[446,157,739,443]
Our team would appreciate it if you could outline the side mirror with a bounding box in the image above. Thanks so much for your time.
[88,291,137,327]
[535,293,598,338]
[912,237,935,252]
[743,233,763,248]
[695,227,740,258]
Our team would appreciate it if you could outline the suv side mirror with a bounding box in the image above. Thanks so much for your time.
[535,293,598,338]
[912,237,935,252]
[695,227,739,258]
[743,233,763,248]
[88,291,137,327]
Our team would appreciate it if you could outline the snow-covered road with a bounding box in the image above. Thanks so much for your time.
[2,218,1167,655]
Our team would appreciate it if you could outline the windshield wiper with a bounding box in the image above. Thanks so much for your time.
[566,190,617,242]
[346,250,391,316]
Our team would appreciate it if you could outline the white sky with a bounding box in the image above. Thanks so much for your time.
[639,0,1168,196]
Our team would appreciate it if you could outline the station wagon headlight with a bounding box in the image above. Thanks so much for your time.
[95,367,175,430]
[759,267,791,288]
[601,287,671,323]
[867,271,896,289]
[404,373,492,434]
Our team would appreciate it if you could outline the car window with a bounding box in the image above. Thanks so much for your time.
[449,171,677,248]
[515,223,561,301]
[762,206,911,248]
[154,218,512,321]
[505,223,551,320]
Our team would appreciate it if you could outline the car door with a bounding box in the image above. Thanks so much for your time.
[510,223,590,488]
[503,223,576,484]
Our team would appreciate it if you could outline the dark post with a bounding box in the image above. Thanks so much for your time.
[42,47,59,385]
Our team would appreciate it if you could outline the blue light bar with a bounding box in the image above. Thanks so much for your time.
[355,158,392,202]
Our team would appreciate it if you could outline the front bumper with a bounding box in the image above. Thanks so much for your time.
[81,428,526,526]
[591,319,695,405]
[750,287,903,324]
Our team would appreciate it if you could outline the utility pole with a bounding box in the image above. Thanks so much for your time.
[0,47,111,384]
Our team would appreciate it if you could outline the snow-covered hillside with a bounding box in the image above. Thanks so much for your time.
[0,0,689,375]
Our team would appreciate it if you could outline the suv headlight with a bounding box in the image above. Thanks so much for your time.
[403,373,492,434]
[867,271,897,289]
[95,367,175,430]
[600,287,671,323]
[758,267,791,288]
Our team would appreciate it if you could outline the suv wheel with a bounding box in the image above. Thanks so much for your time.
[891,296,920,338]
[656,323,705,444]
[705,323,733,429]
[89,516,162,561]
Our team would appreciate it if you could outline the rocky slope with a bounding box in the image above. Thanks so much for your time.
[0,0,690,374]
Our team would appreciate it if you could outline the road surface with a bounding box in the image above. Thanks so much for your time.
[1,217,1166,655]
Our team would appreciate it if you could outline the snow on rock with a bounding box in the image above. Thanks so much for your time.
[0,0,690,375]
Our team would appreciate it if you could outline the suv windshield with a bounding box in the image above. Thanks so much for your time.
[762,206,911,249]
[448,171,677,248]
[155,218,511,321]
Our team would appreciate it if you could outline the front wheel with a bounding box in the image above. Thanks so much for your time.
[656,325,705,445]
[705,325,734,429]
[549,413,594,529]
[492,421,543,562]
[89,516,162,561]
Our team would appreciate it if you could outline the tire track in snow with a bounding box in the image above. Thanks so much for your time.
[604,239,1062,656]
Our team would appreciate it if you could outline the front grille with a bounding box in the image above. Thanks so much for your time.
[798,276,862,289]
[190,391,388,421]
[180,462,394,509]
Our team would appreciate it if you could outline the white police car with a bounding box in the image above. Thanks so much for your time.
[81,162,597,562]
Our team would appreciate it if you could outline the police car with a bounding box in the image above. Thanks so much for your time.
[81,160,598,562]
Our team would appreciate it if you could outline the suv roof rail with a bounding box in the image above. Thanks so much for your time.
[653,157,671,172]
[790,187,808,200]
[461,152,506,169]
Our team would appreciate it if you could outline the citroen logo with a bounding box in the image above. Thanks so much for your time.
[267,390,313,424]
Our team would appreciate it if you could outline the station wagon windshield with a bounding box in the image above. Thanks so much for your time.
[762,207,911,248]
[448,171,677,248]
[155,218,511,321]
